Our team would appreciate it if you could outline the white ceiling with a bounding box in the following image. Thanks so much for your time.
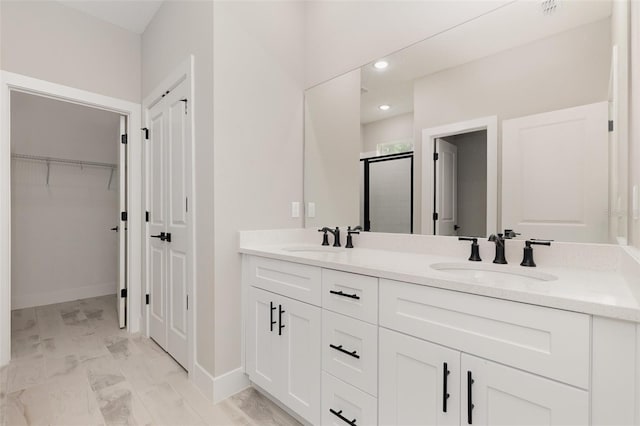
[360,0,613,124]
[58,0,163,34]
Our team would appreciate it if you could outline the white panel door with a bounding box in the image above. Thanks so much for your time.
[246,287,281,396]
[279,295,321,425]
[117,116,127,329]
[462,354,589,426]
[146,79,191,369]
[502,102,608,242]
[368,156,413,234]
[379,328,461,426]
[435,139,458,236]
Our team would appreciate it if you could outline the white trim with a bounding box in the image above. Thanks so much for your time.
[421,116,498,236]
[142,56,196,378]
[12,282,116,310]
[213,368,251,403]
[0,71,142,367]
[191,361,215,402]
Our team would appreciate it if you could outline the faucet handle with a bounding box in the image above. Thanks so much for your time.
[458,237,481,262]
[504,229,521,239]
[318,228,330,246]
[347,226,361,235]
[521,239,551,267]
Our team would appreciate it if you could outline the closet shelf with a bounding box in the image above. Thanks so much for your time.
[11,153,118,169]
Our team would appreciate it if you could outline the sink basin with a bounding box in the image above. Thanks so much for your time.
[282,245,346,253]
[430,262,557,285]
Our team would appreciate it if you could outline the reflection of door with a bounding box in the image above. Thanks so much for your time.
[362,153,413,234]
[434,139,458,236]
[502,102,608,243]
[147,79,191,369]
[117,116,127,329]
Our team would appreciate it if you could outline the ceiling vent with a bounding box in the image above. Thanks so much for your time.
[541,0,559,15]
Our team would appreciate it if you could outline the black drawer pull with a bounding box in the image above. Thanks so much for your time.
[278,304,285,335]
[443,362,450,412]
[467,371,474,424]
[329,344,360,359]
[329,408,357,426]
[270,302,277,332]
[329,290,360,300]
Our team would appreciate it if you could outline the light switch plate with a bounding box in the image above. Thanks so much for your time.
[291,202,300,218]
[307,202,316,218]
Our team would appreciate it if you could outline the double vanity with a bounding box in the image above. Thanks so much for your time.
[239,229,640,426]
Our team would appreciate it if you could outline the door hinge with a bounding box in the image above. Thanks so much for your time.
[145,294,150,305]
[141,127,149,140]
[121,134,128,145]
[608,120,614,132]
[433,152,439,161]
[433,212,439,221]
[185,197,188,213]
[120,288,127,298]
[180,98,188,115]
[145,211,150,222]
[186,295,189,310]
[121,211,128,221]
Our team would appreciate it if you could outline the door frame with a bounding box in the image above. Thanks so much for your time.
[421,116,498,237]
[0,70,143,366]
[141,56,195,375]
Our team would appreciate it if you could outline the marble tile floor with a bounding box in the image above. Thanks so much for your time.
[0,295,301,426]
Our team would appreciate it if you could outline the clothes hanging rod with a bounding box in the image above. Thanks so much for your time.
[11,153,117,169]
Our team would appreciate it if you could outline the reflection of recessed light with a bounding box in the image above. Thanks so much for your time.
[378,104,391,111]
[374,60,389,70]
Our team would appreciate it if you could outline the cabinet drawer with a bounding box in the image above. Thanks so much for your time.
[248,256,321,306]
[322,372,377,426]
[380,279,590,389]
[322,269,378,324]
[322,310,378,396]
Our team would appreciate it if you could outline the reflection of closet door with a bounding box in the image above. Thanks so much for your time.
[118,116,127,329]
[147,79,191,369]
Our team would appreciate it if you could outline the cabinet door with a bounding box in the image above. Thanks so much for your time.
[279,296,321,425]
[246,287,281,396]
[379,328,460,426]
[461,354,588,426]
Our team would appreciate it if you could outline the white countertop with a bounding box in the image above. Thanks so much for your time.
[239,240,640,323]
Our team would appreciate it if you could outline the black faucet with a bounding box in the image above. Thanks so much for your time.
[521,240,552,267]
[318,228,331,246]
[488,234,507,264]
[325,227,341,247]
[458,237,481,261]
[346,226,363,248]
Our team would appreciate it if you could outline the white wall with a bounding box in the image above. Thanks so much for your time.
[304,0,511,88]
[305,69,361,229]
[142,0,215,375]
[0,1,141,102]
[361,113,413,153]
[630,2,640,249]
[412,19,611,233]
[213,0,305,376]
[11,93,120,308]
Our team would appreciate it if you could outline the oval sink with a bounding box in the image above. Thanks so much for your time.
[430,262,557,285]
[282,245,346,253]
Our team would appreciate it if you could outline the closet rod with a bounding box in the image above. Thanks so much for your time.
[11,153,118,169]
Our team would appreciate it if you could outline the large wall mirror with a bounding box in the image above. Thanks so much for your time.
[304,0,630,244]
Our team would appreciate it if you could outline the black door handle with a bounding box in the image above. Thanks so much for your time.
[467,371,474,424]
[329,344,360,359]
[329,409,357,426]
[443,362,450,412]
[150,232,166,240]
[270,302,277,332]
[110,226,119,232]
[278,304,285,335]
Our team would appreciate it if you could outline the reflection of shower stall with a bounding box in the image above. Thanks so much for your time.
[360,152,413,234]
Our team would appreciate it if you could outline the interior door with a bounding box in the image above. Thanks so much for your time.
[461,354,588,425]
[117,116,127,329]
[379,328,460,426]
[435,139,458,236]
[502,102,608,242]
[146,79,191,369]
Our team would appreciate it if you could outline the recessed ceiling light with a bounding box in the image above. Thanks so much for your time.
[373,60,389,70]
[378,104,391,111]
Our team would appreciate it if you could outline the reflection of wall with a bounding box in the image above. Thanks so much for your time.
[630,2,640,249]
[441,131,487,237]
[11,93,120,309]
[362,113,414,153]
[305,70,361,228]
[413,18,611,233]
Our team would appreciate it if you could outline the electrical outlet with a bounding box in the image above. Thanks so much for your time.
[307,202,316,218]
[291,202,300,218]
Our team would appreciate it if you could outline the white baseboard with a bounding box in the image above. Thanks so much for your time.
[12,282,116,309]
[191,362,215,401]
[213,367,250,403]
